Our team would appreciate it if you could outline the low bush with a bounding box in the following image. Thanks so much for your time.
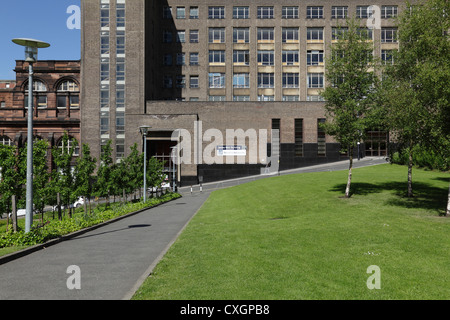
[0,192,181,249]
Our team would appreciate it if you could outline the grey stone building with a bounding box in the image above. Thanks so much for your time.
[81,0,402,186]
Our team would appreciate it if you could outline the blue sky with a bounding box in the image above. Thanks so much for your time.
[0,0,80,79]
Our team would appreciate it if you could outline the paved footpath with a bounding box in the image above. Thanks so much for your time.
[0,157,386,300]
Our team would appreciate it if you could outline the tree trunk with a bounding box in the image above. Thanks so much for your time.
[446,182,450,217]
[345,148,354,198]
[407,148,414,198]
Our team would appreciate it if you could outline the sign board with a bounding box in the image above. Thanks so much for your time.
[217,145,247,156]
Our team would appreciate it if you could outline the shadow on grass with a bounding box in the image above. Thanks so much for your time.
[330,181,448,215]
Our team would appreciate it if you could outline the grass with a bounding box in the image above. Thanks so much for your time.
[132,164,450,300]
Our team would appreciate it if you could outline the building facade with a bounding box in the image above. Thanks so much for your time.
[81,0,403,186]
[0,60,81,169]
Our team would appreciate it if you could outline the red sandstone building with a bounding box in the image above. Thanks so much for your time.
[0,60,81,168]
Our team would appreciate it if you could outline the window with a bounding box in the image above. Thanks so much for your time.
[257,7,274,19]
[190,6,199,19]
[163,6,172,19]
[209,73,226,88]
[233,6,249,19]
[116,112,125,136]
[307,50,324,66]
[282,50,299,65]
[282,73,299,88]
[209,28,225,43]
[176,7,185,19]
[332,6,348,19]
[190,52,199,65]
[357,28,373,41]
[0,136,13,146]
[177,30,186,43]
[176,76,186,88]
[57,80,80,109]
[233,96,250,102]
[58,137,80,157]
[190,76,199,88]
[190,30,199,43]
[116,3,125,28]
[382,50,395,64]
[37,96,47,109]
[233,50,250,65]
[101,58,110,81]
[283,95,299,101]
[318,119,326,156]
[116,31,125,55]
[332,27,348,40]
[101,31,110,55]
[233,28,249,43]
[295,119,303,157]
[282,6,298,19]
[233,73,250,88]
[356,6,370,19]
[258,51,274,66]
[382,6,398,18]
[307,6,323,19]
[163,31,172,43]
[116,138,125,159]
[163,54,172,66]
[381,28,398,43]
[258,73,274,88]
[282,28,299,43]
[209,96,226,102]
[209,6,225,19]
[259,95,274,102]
[307,28,323,41]
[307,73,324,88]
[26,80,47,92]
[209,50,225,64]
[257,28,274,42]
[116,84,125,109]
[101,4,110,28]
[176,53,186,65]
[117,58,125,81]
[0,101,5,108]
[100,85,109,110]
[163,76,172,88]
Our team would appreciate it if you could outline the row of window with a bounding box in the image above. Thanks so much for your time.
[164,27,398,44]
[0,135,81,156]
[163,49,395,67]
[164,5,398,20]
[163,72,326,89]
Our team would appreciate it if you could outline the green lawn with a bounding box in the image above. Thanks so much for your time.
[133,164,450,300]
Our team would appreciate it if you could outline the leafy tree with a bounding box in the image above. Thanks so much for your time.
[320,17,381,198]
[382,0,450,203]
[146,157,165,195]
[28,139,51,223]
[52,133,78,217]
[0,144,24,226]
[73,143,97,214]
[95,140,114,206]
[125,143,144,200]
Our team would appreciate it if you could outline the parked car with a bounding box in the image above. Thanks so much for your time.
[53,197,85,210]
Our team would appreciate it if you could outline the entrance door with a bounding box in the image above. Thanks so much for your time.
[148,139,178,189]
[365,130,388,157]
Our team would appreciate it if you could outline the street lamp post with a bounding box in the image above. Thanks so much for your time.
[139,126,151,203]
[12,38,50,233]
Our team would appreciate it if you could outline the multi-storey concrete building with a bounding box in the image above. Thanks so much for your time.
[0,60,81,169]
[81,0,402,186]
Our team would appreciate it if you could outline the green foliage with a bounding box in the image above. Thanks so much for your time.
[320,17,381,152]
[390,145,450,172]
[0,192,181,249]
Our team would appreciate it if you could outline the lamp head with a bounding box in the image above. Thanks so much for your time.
[12,38,50,63]
[139,125,152,136]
